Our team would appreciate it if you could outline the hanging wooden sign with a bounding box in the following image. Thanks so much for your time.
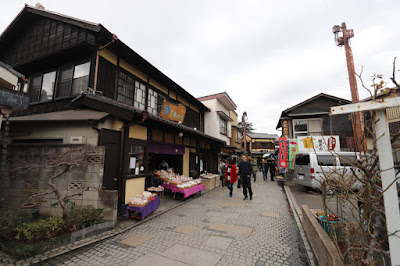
[160,99,186,123]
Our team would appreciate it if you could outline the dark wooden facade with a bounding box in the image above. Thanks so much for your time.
[277,93,355,151]
[0,5,223,209]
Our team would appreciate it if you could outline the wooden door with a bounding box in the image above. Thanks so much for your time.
[100,129,121,190]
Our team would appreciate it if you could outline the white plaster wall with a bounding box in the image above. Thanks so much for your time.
[0,66,19,87]
[12,121,100,145]
[201,99,231,143]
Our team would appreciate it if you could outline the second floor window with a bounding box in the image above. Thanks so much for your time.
[293,119,322,138]
[220,118,227,135]
[134,81,146,109]
[117,71,135,105]
[29,60,90,103]
[236,130,242,143]
[147,88,159,115]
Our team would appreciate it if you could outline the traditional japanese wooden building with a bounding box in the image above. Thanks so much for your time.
[0,4,224,213]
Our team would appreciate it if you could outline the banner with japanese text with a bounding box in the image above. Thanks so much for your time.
[160,99,186,123]
[297,136,340,152]
[288,139,298,170]
[279,137,288,168]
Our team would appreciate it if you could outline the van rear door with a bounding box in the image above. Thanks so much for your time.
[295,154,310,184]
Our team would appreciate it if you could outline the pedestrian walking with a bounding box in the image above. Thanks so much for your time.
[225,159,237,197]
[249,155,258,182]
[238,154,253,200]
[219,160,227,187]
[269,158,276,181]
[262,158,269,182]
[236,158,242,189]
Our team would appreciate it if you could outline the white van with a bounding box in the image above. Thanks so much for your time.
[294,151,363,191]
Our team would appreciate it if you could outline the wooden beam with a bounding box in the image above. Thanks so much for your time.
[330,97,400,115]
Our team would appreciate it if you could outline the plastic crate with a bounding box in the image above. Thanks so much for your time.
[317,216,343,234]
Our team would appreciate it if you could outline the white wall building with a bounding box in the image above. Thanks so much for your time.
[198,92,237,143]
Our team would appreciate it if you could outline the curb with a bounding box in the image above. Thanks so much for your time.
[15,187,219,265]
[284,185,317,266]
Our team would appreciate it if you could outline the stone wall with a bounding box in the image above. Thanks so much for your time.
[0,88,29,111]
[4,144,118,222]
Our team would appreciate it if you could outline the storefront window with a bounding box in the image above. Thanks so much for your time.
[128,145,145,176]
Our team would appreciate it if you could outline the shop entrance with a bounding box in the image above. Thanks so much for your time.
[148,153,183,174]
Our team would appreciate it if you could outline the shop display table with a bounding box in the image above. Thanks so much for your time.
[161,183,178,191]
[126,196,160,220]
[171,184,205,198]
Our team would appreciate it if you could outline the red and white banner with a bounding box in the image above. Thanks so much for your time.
[279,137,288,168]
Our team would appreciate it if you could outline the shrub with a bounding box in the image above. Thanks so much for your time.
[65,205,103,231]
[15,216,64,243]
[0,208,31,240]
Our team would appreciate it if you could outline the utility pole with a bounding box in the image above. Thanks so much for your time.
[242,112,247,154]
[332,22,364,152]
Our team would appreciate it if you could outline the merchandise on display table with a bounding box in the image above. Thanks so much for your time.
[147,186,164,192]
[126,196,160,220]
[173,183,205,198]
[199,173,219,180]
[154,169,192,184]
[176,179,201,189]
[128,191,157,207]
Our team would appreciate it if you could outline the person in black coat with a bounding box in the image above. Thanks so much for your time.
[238,154,253,200]
[269,159,276,181]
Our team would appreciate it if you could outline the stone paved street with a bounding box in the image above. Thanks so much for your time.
[40,173,309,266]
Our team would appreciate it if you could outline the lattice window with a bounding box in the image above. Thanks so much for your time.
[86,154,101,164]
[69,182,83,190]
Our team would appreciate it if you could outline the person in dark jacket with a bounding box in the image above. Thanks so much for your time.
[238,154,253,200]
[262,158,269,182]
[219,160,227,187]
[269,158,276,181]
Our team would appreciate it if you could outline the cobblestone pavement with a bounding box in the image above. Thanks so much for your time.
[40,172,309,266]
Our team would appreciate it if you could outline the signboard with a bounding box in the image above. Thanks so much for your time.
[160,99,186,123]
[282,120,289,138]
[297,136,340,152]
[288,139,298,170]
[279,137,288,168]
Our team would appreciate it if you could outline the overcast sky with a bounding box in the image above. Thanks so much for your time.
[2,0,400,135]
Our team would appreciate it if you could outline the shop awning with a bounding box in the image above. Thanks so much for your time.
[7,109,109,122]
[148,142,185,155]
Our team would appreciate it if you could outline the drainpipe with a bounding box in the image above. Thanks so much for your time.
[93,34,118,91]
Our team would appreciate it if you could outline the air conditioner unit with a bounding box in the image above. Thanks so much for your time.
[69,136,87,144]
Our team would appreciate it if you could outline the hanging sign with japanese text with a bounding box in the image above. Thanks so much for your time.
[160,99,187,123]
[282,120,289,138]
[279,137,288,168]
[297,136,340,152]
[288,139,298,170]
